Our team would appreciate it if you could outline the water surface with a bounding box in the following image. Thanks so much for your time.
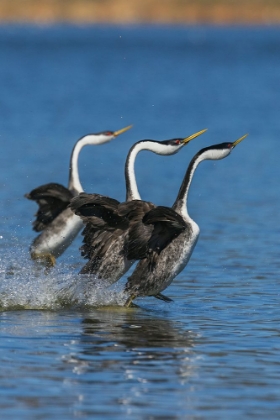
[0,25,280,419]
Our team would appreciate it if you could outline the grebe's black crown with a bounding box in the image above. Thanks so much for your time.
[94,130,114,136]
[135,138,184,146]
[160,138,185,146]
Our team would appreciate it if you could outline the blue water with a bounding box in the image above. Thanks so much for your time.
[0,25,280,419]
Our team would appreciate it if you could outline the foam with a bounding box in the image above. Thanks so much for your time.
[0,246,127,310]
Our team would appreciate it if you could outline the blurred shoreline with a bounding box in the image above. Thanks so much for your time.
[0,0,280,24]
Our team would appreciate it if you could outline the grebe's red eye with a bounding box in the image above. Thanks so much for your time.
[106,131,113,136]
[175,139,181,145]
[228,143,232,148]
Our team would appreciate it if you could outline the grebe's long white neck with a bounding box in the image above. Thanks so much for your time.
[68,135,98,194]
[69,125,132,194]
[125,129,207,202]
[125,140,176,201]
[172,135,247,220]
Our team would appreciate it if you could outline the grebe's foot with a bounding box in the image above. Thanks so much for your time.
[154,293,173,303]
[31,252,56,270]
[45,254,56,268]
[124,294,136,308]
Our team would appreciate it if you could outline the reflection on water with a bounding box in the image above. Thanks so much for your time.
[80,309,195,358]
[78,312,197,417]
[0,309,199,419]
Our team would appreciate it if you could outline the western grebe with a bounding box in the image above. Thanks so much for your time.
[124,134,247,306]
[25,125,132,266]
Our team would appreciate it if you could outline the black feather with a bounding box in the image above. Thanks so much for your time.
[142,206,187,271]
[25,183,74,232]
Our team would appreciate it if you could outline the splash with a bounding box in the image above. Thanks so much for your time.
[0,246,128,310]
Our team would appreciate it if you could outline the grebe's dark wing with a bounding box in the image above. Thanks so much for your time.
[118,200,156,261]
[25,182,74,232]
[70,193,129,270]
[142,206,187,270]
[70,193,122,226]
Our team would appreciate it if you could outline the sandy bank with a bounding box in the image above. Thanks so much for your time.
[0,0,280,24]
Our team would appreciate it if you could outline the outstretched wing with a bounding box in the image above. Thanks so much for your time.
[70,193,124,228]
[70,193,129,268]
[142,206,187,270]
[25,183,74,232]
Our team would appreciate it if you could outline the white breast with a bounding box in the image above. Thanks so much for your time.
[31,209,83,258]
[173,221,199,276]
[158,220,200,292]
